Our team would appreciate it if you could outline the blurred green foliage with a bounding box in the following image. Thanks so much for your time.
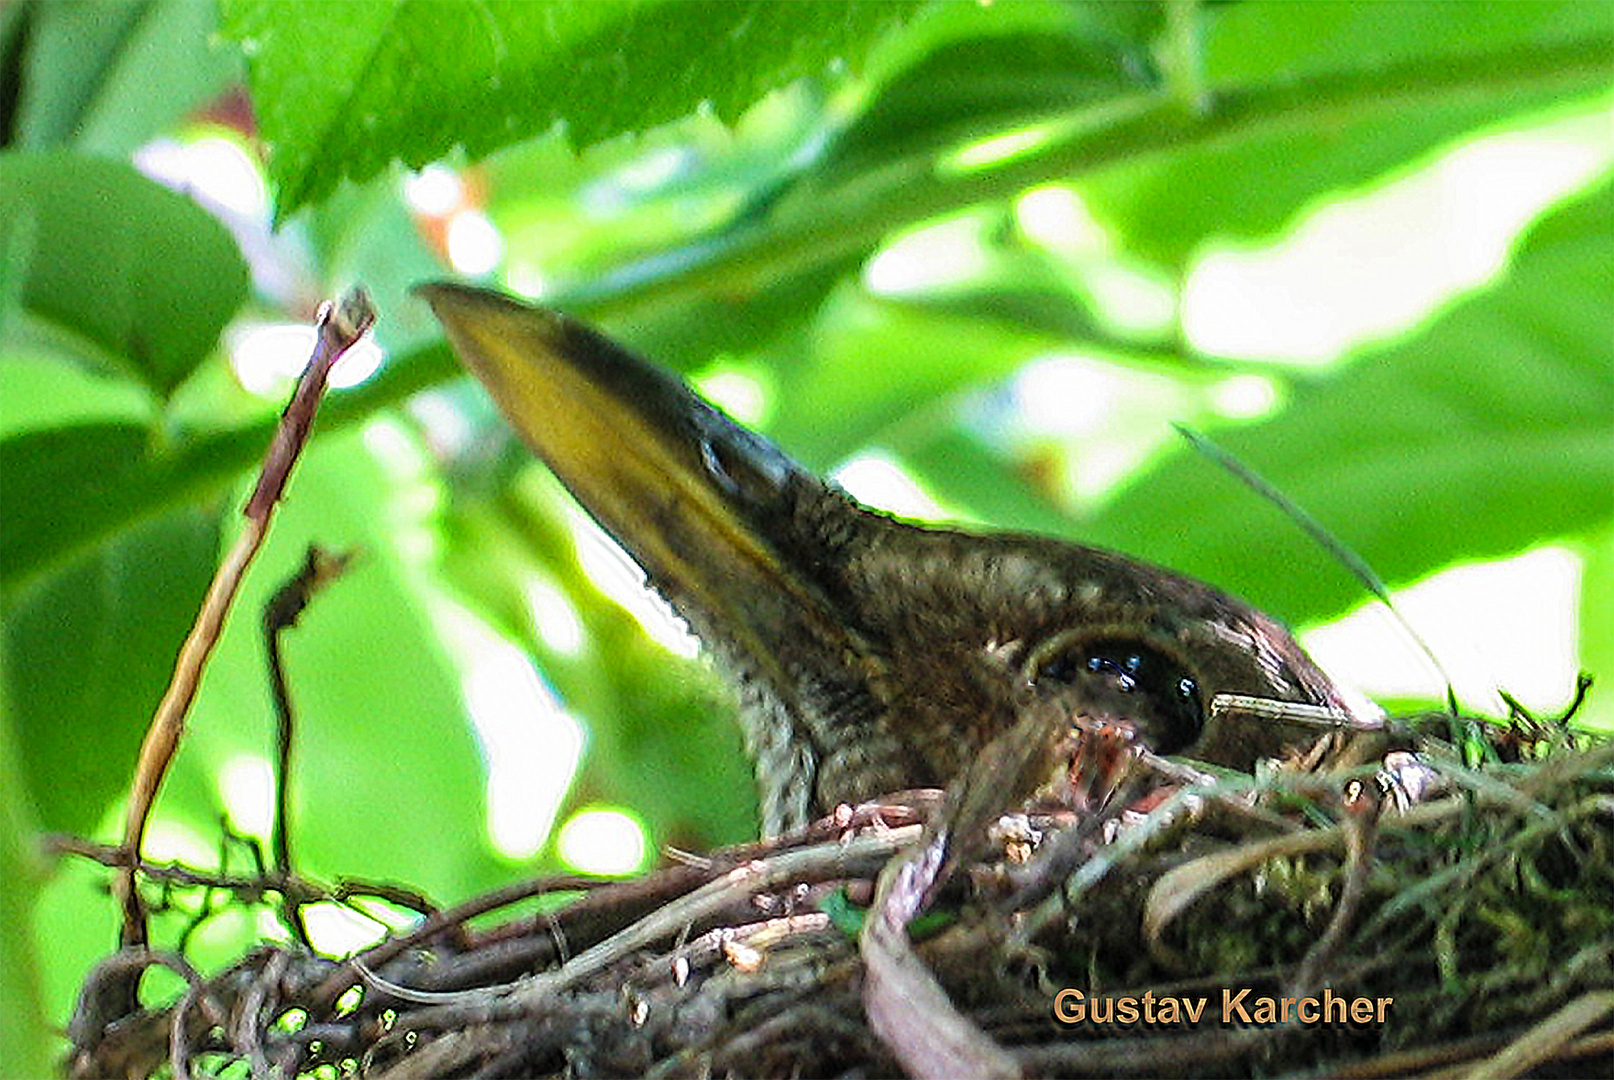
[1,0,1610,1068]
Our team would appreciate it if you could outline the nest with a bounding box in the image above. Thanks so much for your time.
[60,710,1614,1080]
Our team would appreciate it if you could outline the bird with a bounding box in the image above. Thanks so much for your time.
[419,283,1376,836]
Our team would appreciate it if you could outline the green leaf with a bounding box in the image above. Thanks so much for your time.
[0,421,158,598]
[599,254,859,378]
[0,704,52,1080]
[217,0,915,218]
[769,285,1064,470]
[1201,0,1610,85]
[819,887,866,938]
[823,0,1158,175]
[901,429,1077,538]
[873,210,1112,347]
[1072,175,1614,626]
[12,0,239,155]
[537,23,1612,336]
[2,475,221,835]
[0,151,250,399]
[0,341,461,599]
[1080,1,1614,270]
[0,345,157,436]
[8,0,145,147]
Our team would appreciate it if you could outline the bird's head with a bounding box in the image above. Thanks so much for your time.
[421,283,1375,834]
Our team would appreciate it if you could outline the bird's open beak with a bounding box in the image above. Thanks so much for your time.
[416,282,845,668]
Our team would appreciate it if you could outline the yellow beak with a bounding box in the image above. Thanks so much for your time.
[416,282,852,679]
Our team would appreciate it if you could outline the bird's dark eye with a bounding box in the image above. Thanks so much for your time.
[1033,638,1204,755]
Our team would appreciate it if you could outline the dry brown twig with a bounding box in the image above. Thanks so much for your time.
[111,289,375,963]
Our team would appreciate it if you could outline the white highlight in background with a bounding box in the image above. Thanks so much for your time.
[446,209,504,275]
[505,261,549,299]
[833,451,951,523]
[227,322,384,396]
[301,903,405,955]
[1185,109,1613,363]
[1006,355,1196,505]
[1209,373,1280,421]
[949,126,1057,172]
[140,819,216,868]
[557,807,649,876]
[695,368,770,427]
[1016,184,1177,338]
[1012,356,1129,438]
[524,575,586,657]
[403,165,465,216]
[431,600,585,860]
[1079,262,1178,338]
[865,214,993,294]
[1015,185,1110,254]
[217,755,275,839]
[570,511,700,658]
[1302,546,1582,717]
[135,135,268,220]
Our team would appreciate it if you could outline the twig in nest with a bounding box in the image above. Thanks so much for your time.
[235,948,291,1080]
[1288,776,1380,993]
[395,826,918,1019]
[1471,990,1614,1080]
[263,543,358,946]
[65,949,211,1080]
[109,290,375,1003]
[861,693,1074,1079]
[49,833,441,948]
